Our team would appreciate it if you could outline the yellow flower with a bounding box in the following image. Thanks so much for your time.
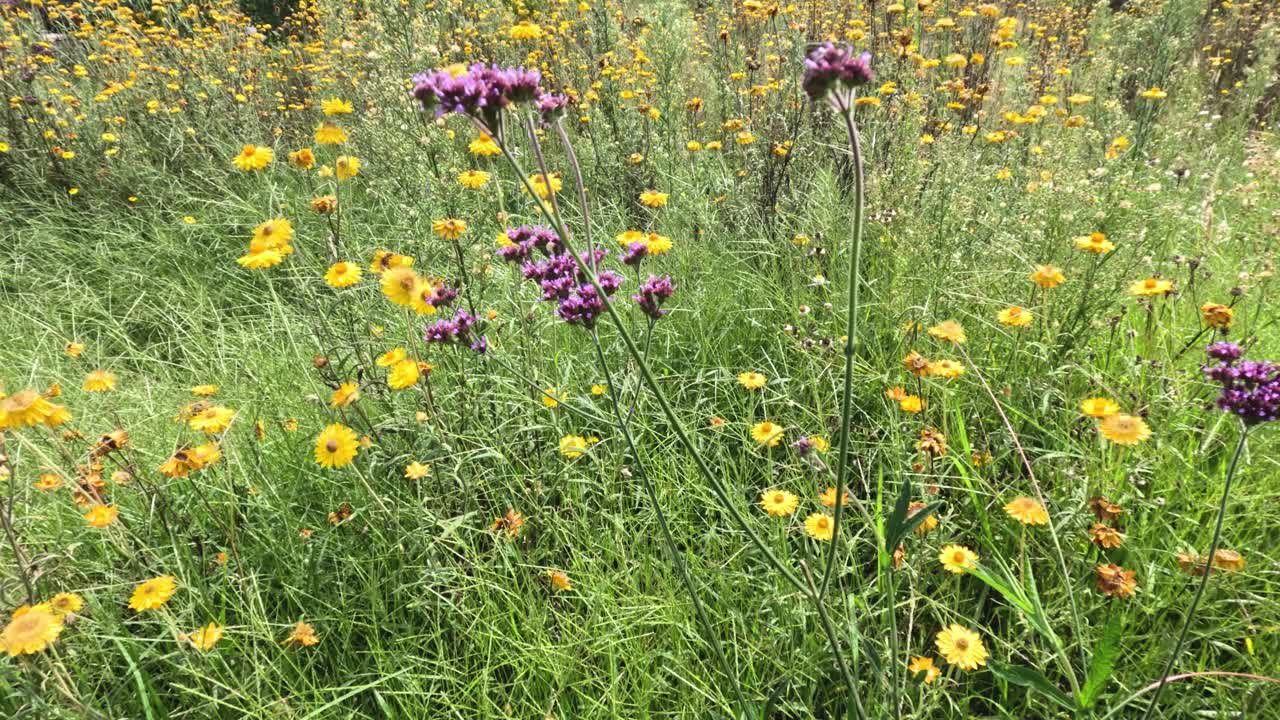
[1099,414,1151,445]
[314,122,347,145]
[927,320,966,344]
[381,267,420,306]
[938,544,978,574]
[908,656,941,684]
[1030,265,1065,288]
[376,348,407,367]
[35,474,63,491]
[548,570,572,591]
[330,382,359,408]
[404,462,431,480]
[1080,397,1119,418]
[735,130,756,145]
[84,504,119,528]
[129,576,177,612]
[750,421,784,447]
[591,384,608,396]
[927,359,965,379]
[83,370,117,392]
[188,622,224,651]
[818,486,849,508]
[997,306,1033,327]
[65,341,86,357]
[370,251,414,275]
[1200,302,1233,329]
[322,98,354,115]
[457,170,491,189]
[432,218,467,240]
[314,424,359,468]
[387,359,421,390]
[283,621,320,647]
[1003,496,1049,526]
[803,513,834,542]
[935,624,988,670]
[541,388,565,408]
[509,21,545,40]
[232,144,273,171]
[899,395,924,413]
[639,189,669,208]
[191,384,219,397]
[1140,86,1167,100]
[252,218,294,249]
[1129,277,1174,297]
[469,133,501,156]
[525,172,562,199]
[736,371,767,390]
[288,147,315,170]
[48,592,83,616]
[311,195,338,214]
[325,262,362,288]
[189,406,235,433]
[759,489,798,517]
[1074,232,1114,254]
[559,434,589,458]
[1,604,64,657]
[335,155,361,180]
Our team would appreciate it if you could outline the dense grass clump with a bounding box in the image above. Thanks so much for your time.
[1,0,1279,718]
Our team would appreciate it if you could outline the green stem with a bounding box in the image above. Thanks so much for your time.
[589,329,748,715]
[1139,427,1249,719]
[820,100,865,600]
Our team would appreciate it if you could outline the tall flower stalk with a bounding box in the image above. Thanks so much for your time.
[1142,342,1278,718]
[409,56,876,718]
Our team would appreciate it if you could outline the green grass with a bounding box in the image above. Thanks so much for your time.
[2,0,1280,717]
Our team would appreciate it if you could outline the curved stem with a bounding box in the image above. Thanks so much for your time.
[589,329,748,715]
[820,103,864,600]
[1139,427,1249,719]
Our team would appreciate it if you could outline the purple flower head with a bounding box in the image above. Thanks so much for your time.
[1202,345,1280,425]
[633,274,675,319]
[557,284,606,327]
[470,335,488,354]
[410,64,544,129]
[802,43,873,102]
[621,242,648,267]
[536,92,569,123]
[793,436,815,457]
[1206,341,1242,363]
[424,309,478,346]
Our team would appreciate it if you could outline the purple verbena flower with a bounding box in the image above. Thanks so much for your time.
[1202,345,1280,425]
[633,274,675,319]
[802,43,873,102]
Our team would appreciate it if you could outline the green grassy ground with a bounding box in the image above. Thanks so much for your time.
[2,0,1280,717]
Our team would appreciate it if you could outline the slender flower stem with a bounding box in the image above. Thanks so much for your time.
[495,115,809,594]
[820,101,864,601]
[1140,427,1249,719]
[589,330,748,715]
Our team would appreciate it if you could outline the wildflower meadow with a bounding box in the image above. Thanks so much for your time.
[2,0,1280,717]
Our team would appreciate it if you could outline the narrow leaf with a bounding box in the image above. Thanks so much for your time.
[989,661,1076,711]
[1079,609,1125,708]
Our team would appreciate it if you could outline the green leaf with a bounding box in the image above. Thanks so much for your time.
[888,501,943,552]
[989,661,1076,711]
[1078,609,1125,708]
[882,477,913,552]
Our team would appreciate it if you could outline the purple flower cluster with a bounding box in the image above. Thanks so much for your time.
[620,242,648,267]
[536,92,569,124]
[411,64,542,128]
[497,225,677,328]
[633,275,675,319]
[497,225,562,262]
[424,309,484,353]
[1202,343,1280,425]
[802,43,873,102]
